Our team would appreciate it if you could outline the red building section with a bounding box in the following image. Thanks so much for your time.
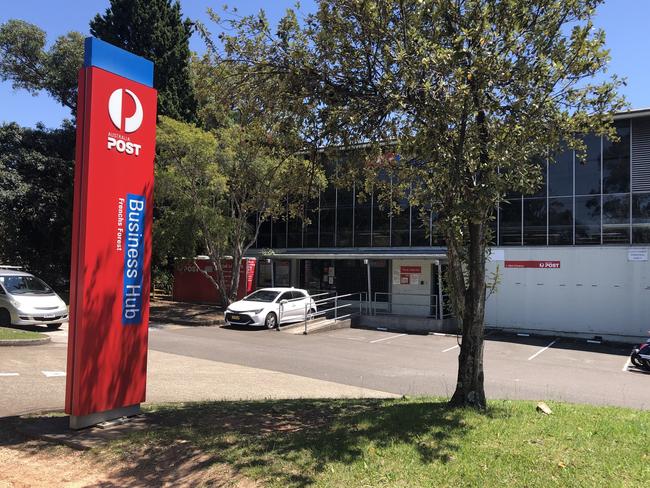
[173,258,257,305]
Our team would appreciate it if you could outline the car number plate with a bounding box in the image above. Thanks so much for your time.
[44,315,56,319]
[231,315,240,320]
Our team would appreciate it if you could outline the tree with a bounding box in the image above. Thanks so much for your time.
[0,122,75,290]
[217,0,624,408]
[0,19,84,114]
[90,0,197,122]
[156,116,324,305]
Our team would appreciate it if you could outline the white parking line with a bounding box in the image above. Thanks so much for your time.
[0,373,19,377]
[41,371,66,377]
[622,357,631,372]
[370,333,407,344]
[442,344,459,352]
[527,339,558,361]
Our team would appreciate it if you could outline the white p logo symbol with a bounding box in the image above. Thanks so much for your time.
[108,88,143,133]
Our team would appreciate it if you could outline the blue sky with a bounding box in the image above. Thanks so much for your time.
[0,0,648,128]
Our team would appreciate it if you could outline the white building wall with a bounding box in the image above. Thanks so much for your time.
[486,246,650,340]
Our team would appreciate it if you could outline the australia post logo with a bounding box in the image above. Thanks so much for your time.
[107,88,143,157]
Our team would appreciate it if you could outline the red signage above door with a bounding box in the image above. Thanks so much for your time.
[504,260,561,269]
[400,266,422,274]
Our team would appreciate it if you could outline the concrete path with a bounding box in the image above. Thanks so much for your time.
[0,324,396,418]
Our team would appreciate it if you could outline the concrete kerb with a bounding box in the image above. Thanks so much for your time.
[0,337,51,347]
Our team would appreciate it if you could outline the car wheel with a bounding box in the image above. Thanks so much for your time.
[0,309,11,327]
[265,312,278,329]
[308,308,316,321]
[46,323,62,330]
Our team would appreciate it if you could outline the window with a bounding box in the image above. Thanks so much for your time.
[354,200,372,247]
[632,193,650,243]
[372,198,390,246]
[391,200,410,247]
[336,186,354,247]
[303,204,319,248]
[411,208,431,246]
[548,146,573,197]
[575,196,600,244]
[278,291,293,302]
[523,198,547,245]
[602,194,630,244]
[575,134,601,195]
[287,218,302,248]
[257,218,272,248]
[603,120,630,194]
[499,198,522,245]
[271,217,287,248]
[291,290,306,299]
[548,197,573,245]
[319,208,335,247]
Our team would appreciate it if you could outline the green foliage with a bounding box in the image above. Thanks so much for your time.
[0,19,84,113]
[156,115,325,303]
[0,122,75,291]
[90,0,197,122]
[155,115,224,261]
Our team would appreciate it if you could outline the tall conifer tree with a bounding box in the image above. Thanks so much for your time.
[90,0,197,122]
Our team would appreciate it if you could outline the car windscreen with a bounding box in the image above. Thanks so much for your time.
[243,290,280,302]
[0,276,54,295]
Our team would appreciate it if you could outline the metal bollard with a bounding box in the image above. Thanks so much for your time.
[304,303,308,335]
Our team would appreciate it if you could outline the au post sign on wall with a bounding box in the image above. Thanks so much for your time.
[65,38,157,429]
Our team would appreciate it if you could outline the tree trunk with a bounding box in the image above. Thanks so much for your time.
[449,221,487,409]
[229,247,243,304]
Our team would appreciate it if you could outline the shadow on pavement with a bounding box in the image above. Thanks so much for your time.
[149,300,224,326]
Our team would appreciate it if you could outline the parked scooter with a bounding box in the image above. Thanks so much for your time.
[630,332,650,371]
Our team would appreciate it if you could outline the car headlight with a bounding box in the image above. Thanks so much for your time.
[250,309,263,314]
[8,296,21,308]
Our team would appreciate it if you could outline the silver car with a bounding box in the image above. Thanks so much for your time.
[0,269,68,330]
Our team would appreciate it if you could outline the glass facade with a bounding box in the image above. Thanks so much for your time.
[252,118,650,249]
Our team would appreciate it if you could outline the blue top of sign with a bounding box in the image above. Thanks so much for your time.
[84,37,153,88]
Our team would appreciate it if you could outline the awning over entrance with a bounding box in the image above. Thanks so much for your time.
[247,248,448,261]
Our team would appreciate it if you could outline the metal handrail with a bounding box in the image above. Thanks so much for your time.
[302,291,367,334]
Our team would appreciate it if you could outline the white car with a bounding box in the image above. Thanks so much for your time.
[0,269,69,330]
[225,287,317,329]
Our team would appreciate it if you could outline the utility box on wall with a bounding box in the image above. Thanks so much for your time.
[172,257,257,305]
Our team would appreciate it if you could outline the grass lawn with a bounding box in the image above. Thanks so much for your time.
[96,398,649,487]
[0,326,46,341]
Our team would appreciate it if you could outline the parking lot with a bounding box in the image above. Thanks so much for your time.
[0,322,647,418]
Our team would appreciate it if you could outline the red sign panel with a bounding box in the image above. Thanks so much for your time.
[504,260,561,269]
[400,266,422,274]
[65,66,157,418]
